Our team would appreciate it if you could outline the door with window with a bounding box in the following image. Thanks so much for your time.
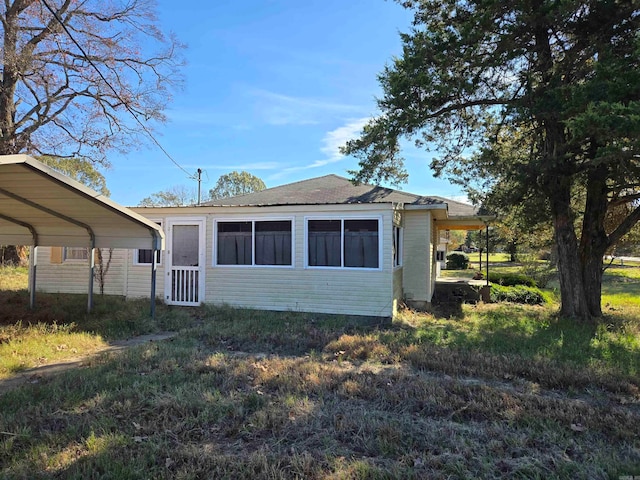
[165,218,205,306]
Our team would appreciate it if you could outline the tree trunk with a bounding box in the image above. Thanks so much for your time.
[579,166,610,318]
[507,241,517,262]
[0,245,29,265]
[549,180,592,321]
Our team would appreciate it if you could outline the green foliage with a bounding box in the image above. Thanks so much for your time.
[208,171,266,200]
[490,284,547,305]
[518,259,557,289]
[39,156,110,196]
[487,272,536,287]
[446,251,469,270]
[343,0,640,320]
[138,185,197,207]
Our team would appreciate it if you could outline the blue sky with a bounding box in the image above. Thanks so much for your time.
[106,0,469,206]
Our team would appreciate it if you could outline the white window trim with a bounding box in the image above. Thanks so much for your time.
[304,215,383,271]
[213,217,295,268]
[393,225,403,269]
[134,219,163,266]
[63,247,89,263]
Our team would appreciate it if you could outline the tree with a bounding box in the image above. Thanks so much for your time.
[138,185,196,207]
[0,0,183,165]
[39,156,109,196]
[208,171,266,200]
[343,0,640,322]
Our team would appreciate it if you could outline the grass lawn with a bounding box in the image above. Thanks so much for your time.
[1,265,639,478]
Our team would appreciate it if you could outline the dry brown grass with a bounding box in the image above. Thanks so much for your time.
[2,267,640,478]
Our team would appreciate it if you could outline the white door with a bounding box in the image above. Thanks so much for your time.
[165,218,205,306]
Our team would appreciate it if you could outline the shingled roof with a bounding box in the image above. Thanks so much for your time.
[204,174,478,217]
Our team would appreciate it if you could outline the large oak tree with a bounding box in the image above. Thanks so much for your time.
[0,0,182,264]
[344,0,640,322]
[0,0,183,165]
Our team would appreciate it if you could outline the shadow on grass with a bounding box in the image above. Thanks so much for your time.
[0,290,193,341]
[393,304,640,394]
[194,304,391,357]
[2,332,638,479]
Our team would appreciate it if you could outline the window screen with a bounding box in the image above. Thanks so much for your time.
[255,221,292,265]
[217,221,252,265]
[308,219,379,268]
[64,247,88,261]
[308,220,341,266]
[344,219,379,268]
[172,224,200,267]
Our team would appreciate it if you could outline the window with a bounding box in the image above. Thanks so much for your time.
[135,221,163,265]
[136,249,162,265]
[307,218,380,269]
[63,247,88,262]
[393,226,403,268]
[216,220,292,266]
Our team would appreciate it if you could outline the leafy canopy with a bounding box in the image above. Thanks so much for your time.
[343,0,640,320]
[208,171,266,200]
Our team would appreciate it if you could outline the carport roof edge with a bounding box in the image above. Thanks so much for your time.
[0,154,164,249]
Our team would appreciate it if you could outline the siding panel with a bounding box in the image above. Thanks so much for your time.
[402,211,431,303]
[36,247,126,295]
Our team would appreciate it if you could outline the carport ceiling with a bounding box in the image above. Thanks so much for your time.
[0,154,163,249]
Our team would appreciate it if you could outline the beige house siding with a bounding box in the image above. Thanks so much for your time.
[200,204,395,317]
[34,203,408,317]
[401,210,432,308]
[35,246,127,296]
[124,248,166,299]
[429,217,438,300]
[392,267,403,315]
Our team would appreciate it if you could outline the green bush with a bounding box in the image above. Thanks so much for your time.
[446,252,469,270]
[487,272,537,287]
[490,284,547,305]
[519,262,556,288]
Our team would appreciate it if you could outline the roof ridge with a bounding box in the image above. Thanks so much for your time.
[261,174,350,192]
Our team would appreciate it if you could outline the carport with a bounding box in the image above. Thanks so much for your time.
[0,154,164,316]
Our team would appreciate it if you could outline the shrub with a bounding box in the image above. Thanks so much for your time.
[519,261,556,288]
[490,284,547,305]
[487,272,537,287]
[446,252,469,270]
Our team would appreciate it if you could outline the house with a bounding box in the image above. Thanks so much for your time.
[35,175,489,318]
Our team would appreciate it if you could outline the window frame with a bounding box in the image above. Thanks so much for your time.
[393,225,403,269]
[304,215,383,271]
[213,217,295,268]
[134,220,163,266]
[63,247,89,262]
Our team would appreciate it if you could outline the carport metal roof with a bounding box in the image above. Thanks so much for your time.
[0,154,164,315]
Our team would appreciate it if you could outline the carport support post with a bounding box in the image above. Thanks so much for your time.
[150,248,157,319]
[29,245,37,309]
[485,223,490,287]
[88,243,95,313]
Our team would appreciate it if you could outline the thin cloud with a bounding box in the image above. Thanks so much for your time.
[320,117,369,160]
[268,117,370,180]
[201,162,283,171]
[248,89,365,126]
